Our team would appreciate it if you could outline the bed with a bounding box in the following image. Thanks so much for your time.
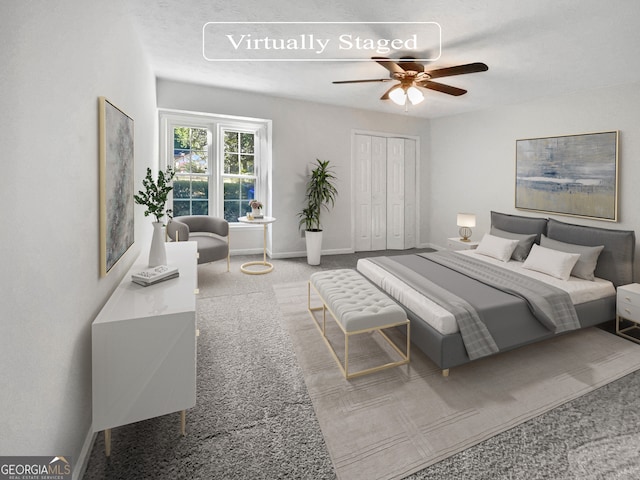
[356,212,636,374]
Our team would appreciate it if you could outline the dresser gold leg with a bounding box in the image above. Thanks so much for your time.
[181,410,186,436]
[104,429,111,457]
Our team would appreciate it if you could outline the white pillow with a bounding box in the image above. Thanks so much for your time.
[475,234,520,262]
[522,244,581,281]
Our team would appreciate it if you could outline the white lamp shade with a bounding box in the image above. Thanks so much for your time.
[388,86,407,105]
[406,86,424,105]
[457,213,476,227]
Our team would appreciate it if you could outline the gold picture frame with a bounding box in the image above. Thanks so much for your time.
[99,97,135,276]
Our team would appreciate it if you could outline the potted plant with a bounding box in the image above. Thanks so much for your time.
[134,166,176,266]
[298,159,338,265]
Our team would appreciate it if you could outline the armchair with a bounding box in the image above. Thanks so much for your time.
[167,215,230,271]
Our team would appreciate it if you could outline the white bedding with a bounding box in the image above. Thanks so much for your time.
[356,250,615,335]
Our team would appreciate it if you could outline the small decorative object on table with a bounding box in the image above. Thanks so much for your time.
[131,265,179,286]
[134,166,176,267]
[249,199,263,218]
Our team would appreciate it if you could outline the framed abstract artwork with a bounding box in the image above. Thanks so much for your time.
[515,131,618,221]
[99,97,135,276]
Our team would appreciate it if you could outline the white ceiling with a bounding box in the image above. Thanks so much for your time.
[124,0,640,119]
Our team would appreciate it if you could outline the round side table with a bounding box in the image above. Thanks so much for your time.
[237,216,276,275]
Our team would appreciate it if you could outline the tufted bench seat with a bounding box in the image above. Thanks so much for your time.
[308,269,410,379]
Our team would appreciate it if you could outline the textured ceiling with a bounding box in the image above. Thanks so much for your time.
[124,0,640,118]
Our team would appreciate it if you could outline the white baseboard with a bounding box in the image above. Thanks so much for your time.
[74,427,97,480]
[229,248,265,256]
[271,247,353,259]
[271,250,306,259]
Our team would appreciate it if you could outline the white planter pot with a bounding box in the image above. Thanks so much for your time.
[305,230,323,265]
[148,222,167,267]
[251,207,262,216]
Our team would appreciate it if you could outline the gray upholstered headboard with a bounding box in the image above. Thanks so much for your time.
[546,219,635,287]
[491,211,548,244]
[490,211,635,287]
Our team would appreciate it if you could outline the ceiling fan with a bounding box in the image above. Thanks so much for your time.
[332,57,488,107]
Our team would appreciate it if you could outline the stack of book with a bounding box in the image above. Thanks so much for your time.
[131,265,179,286]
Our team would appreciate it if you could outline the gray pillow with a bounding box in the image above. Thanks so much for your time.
[540,234,604,281]
[490,227,537,261]
[546,218,635,287]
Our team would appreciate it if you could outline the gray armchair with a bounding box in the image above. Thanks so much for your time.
[167,215,230,271]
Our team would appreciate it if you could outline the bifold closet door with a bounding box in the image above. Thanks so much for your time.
[354,135,387,251]
[387,138,416,250]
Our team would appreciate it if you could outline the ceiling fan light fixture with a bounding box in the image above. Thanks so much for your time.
[388,86,407,106]
[407,85,424,105]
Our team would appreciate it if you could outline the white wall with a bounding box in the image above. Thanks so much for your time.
[429,81,640,273]
[0,0,157,474]
[156,79,431,257]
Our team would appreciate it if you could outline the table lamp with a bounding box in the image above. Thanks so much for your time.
[457,213,476,242]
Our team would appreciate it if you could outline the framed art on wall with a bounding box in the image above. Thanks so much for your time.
[99,97,135,276]
[515,131,618,222]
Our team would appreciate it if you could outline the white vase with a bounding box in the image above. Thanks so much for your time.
[148,222,167,267]
[251,207,262,216]
[305,230,323,265]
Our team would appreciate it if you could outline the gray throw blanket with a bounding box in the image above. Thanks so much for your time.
[367,251,580,360]
[369,256,499,360]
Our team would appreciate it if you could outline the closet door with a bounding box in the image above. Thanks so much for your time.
[386,138,405,250]
[370,136,387,250]
[354,134,415,252]
[387,138,416,250]
[403,139,416,249]
[354,135,387,251]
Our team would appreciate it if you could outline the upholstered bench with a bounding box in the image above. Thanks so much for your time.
[307,269,410,379]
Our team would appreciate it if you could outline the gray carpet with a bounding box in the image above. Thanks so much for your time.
[83,251,640,479]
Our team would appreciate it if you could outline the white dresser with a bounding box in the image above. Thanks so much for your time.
[616,283,640,344]
[92,241,198,455]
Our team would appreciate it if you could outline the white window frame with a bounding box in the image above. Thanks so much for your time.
[159,109,271,225]
[217,121,266,221]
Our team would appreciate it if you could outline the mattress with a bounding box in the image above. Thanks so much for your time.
[356,250,615,335]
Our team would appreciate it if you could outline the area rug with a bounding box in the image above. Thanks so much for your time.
[274,281,640,480]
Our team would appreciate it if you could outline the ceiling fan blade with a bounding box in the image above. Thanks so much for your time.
[419,81,468,96]
[426,62,488,79]
[372,57,405,75]
[397,58,425,73]
[332,79,391,84]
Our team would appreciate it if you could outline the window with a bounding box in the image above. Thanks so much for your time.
[160,111,270,223]
[173,126,209,216]
[221,128,257,223]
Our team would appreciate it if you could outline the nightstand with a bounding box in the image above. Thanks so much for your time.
[616,283,640,344]
[447,237,479,251]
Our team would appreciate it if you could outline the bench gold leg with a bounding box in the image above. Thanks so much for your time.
[104,429,111,457]
[345,334,349,378]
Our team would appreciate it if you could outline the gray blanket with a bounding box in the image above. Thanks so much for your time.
[370,256,499,359]
[367,251,580,360]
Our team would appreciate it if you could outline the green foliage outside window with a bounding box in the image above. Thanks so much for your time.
[222,130,257,221]
[170,126,259,221]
